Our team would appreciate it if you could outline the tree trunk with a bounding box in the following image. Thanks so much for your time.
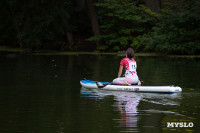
[86,0,101,49]
[63,19,74,47]
[145,0,161,12]
[76,0,85,9]
[8,3,23,47]
[59,2,74,47]
[66,32,74,47]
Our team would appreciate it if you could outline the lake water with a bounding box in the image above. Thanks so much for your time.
[0,53,200,133]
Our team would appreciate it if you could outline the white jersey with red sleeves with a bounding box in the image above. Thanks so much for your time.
[120,57,137,77]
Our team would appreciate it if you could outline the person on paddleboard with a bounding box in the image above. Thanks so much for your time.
[113,48,141,86]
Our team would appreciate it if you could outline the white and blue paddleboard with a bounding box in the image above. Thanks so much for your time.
[80,79,182,93]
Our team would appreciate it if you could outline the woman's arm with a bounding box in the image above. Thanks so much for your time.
[117,65,124,78]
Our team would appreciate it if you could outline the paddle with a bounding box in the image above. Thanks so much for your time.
[96,82,109,88]
[96,80,144,89]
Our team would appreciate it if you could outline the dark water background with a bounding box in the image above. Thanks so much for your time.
[0,53,200,133]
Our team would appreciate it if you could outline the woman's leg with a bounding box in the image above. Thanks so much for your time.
[113,77,126,85]
[125,76,138,85]
[113,76,139,85]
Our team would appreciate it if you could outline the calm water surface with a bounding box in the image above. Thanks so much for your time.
[0,53,200,133]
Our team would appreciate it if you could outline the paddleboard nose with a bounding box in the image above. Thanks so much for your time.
[175,86,182,92]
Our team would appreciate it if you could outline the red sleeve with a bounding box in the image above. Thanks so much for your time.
[120,58,125,66]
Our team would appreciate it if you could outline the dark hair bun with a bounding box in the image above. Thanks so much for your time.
[126,48,134,59]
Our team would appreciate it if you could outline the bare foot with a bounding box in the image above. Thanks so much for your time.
[138,80,141,86]
[123,81,131,86]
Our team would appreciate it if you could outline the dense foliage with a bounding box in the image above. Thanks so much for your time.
[0,0,90,50]
[0,0,200,54]
[88,0,158,51]
[143,0,200,54]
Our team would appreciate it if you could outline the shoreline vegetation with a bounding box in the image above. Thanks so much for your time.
[1,46,200,58]
[1,0,200,55]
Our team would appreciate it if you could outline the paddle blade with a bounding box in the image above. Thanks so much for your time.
[96,82,107,88]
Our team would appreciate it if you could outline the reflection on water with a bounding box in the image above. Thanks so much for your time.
[81,88,141,132]
[81,87,182,132]
[114,92,140,132]
[1,54,200,133]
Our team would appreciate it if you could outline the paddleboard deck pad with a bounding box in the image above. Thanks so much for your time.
[80,79,182,93]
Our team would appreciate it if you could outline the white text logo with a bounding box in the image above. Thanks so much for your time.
[167,122,193,127]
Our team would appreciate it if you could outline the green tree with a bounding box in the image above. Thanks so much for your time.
[86,0,101,49]
[88,0,158,51]
[0,0,23,47]
[1,0,77,50]
[143,0,200,54]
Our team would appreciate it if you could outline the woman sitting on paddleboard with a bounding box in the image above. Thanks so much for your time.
[113,48,141,86]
